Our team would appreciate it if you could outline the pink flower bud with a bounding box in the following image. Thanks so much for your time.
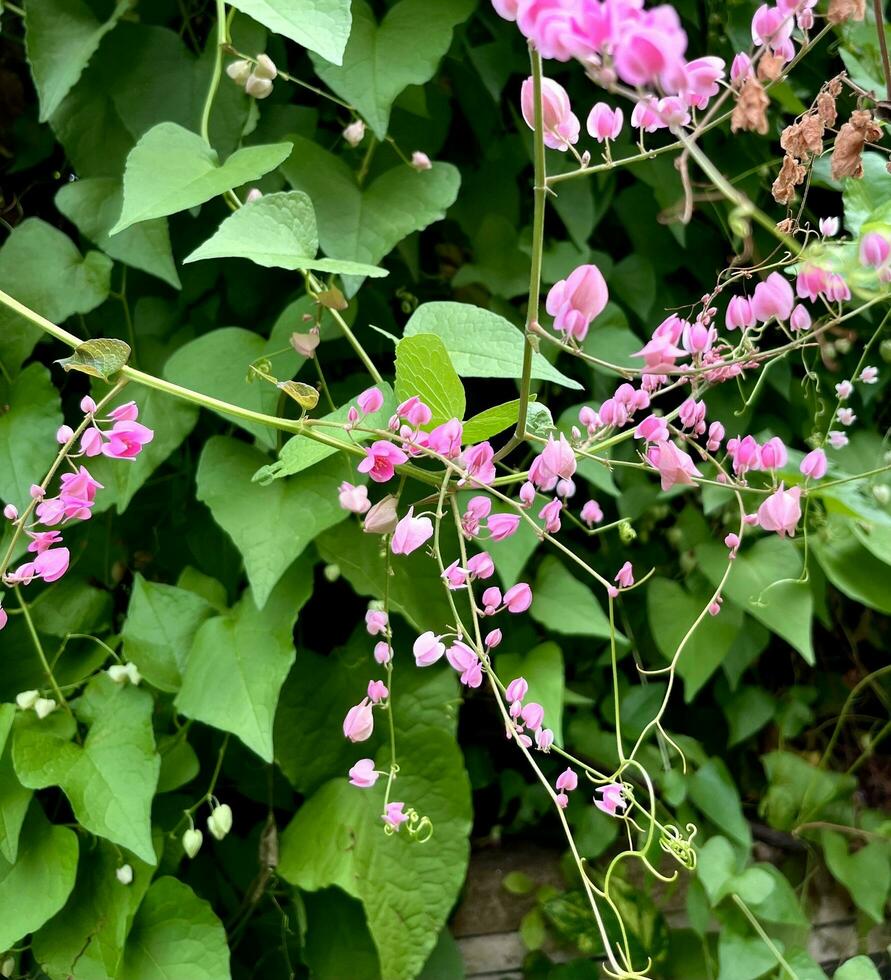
[751,272,794,323]
[348,758,379,787]
[536,727,554,751]
[357,387,384,415]
[80,395,98,414]
[521,76,580,151]
[411,151,432,171]
[790,304,812,332]
[363,495,399,533]
[482,586,502,614]
[706,421,725,453]
[338,482,370,514]
[3,504,18,521]
[343,120,366,147]
[860,231,890,268]
[545,264,608,342]
[724,533,740,550]
[365,610,388,636]
[109,401,139,422]
[861,365,879,384]
[503,583,532,613]
[521,702,544,730]
[506,677,528,703]
[485,628,502,649]
[367,680,389,702]
[580,499,603,526]
[828,430,849,449]
[518,481,536,508]
[343,697,375,742]
[539,497,563,533]
[819,216,839,237]
[756,483,802,537]
[759,436,787,470]
[556,792,569,808]
[391,507,434,555]
[467,551,495,579]
[800,448,827,480]
[730,52,752,86]
[556,767,578,792]
[373,641,392,664]
[586,102,623,142]
[614,561,634,589]
[413,631,445,666]
[487,513,521,541]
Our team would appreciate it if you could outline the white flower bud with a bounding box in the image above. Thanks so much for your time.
[16,690,39,710]
[873,484,891,505]
[115,863,134,885]
[245,188,263,203]
[253,53,277,80]
[410,151,432,171]
[226,59,252,86]
[125,662,142,686]
[183,828,203,858]
[245,75,273,99]
[34,697,57,719]
[207,803,233,840]
[107,664,129,683]
[343,119,366,147]
[1,956,14,978]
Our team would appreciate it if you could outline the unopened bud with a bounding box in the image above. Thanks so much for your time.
[245,75,273,99]
[116,864,134,885]
[253,53,277,80]
[3,504,17,521]
[363,496,399,534]
[15,690,39,710]
[873,484,890,505]
[226,59,252,86]
[183,828,203,858]
[56,425,74,444]
[207,803,233,841]
[323,563,341,582]
[343,119,366,147]
[245,188,263,203]
[1,956,13,978]
[34,697,57,719]
[290,329,320,358]
[410,151,432,171]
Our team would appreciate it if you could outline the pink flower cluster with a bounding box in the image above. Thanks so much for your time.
[505,676,554,751]
[1,397,153,623]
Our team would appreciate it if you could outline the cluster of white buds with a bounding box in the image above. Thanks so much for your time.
[107,661,141,685]
[15,690,56,719]
[207,801,233,841]
[226,53,277,100]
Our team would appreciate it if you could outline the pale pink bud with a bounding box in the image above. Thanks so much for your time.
[391,507,433,555]
[485,628,502,649]
[730,52,752,86]
[3,504,18,521]
[343,699,374,742]
[487,513,521,540]
[357,387,384,415]
[482,586,502,615]
[506,677,528,703]
[546,264,608,342]
[413,631,445,666]
[756,483,802,537]
[410,151,432,171]
[245,188,262,203]
[518,481,536,508]
[760,436,787,470]
[442,560,467,590]
[751,273,794,322]
[373,641,392,664]
[586,102,623,142]
[109,401,138,422]
[580,499,603,526]
[343,120,366,147]
[363,495,399,533]
[521,76,580,151]
[536,728,554,751]
[504,583,532,613]
[367,680,388,702]
[706,421,725,453]
[539,498,563,533]
[80,395,97,414]
[348,758,379,787]
[382,801,410,830]
[800,448,827,480]
[467,551,495,579]
[837,407,856,426]
[521,702,544,730]
[835,380,853,399]
[724,532,740,549]
[397,396,433,428]
[365,610,388,635]
[491,0,519,19]
[860,232,890,268]
[338,481,371,514]
[828,430,849,449]
[614,561,634,588]
[556,792,569,808]
[725,295,755,330]
[556,767,578,791]
[860,366,879,384]
[819,216,839,237]
[790,304,812,332]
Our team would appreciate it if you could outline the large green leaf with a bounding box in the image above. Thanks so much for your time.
[821,830,891,924]
[195,436,348,609]
[33,840,154,980]
[184,191,387,277]
[25,0,130,121]
[0,802,79,951]
[529,555,620,641]
[281,136,460,293]
[394,334,466,427]
[404,301,583,390]
[56,177,180,289]
[117,877,231,980]
[0,705,31,864]
[176,561,312,761]
[0,363,62,510]
[647,577,744,701]
[835,957,883,980]
[696,537,813,664]
[13,676,160,863]
[111,123,292,233]
[0,218,112,378]
[842,152,891,236]
[498,642,565,743]
[717,928,782,980]
[812,516,891,615]
[315,519,454,633]
[253,383,396,482]
[278,725,471,980]
[310,0,474,138]
[228,0,351,64]
[122,574,217,692]
[688,758,751,849]
[163,327,280,449]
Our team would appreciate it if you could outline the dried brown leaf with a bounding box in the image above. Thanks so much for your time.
[830,109,884,180]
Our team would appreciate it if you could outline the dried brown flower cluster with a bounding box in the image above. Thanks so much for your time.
[732,76,770,135]
[831,109,884,179]
[827,0,866,24]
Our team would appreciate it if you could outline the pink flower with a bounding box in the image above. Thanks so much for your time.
[487,513,521,540]
[357,441,408,483]
[825,272,851,302]
[348,758,379,788]
[725,295,755,330]
[26,530,62,554]
[538,433,577,484]
[556,792,569,808]
[365,610,388,635]
[446,640,483,687]
[679,398,706,435]
[556,767,578,792]
[836,380,853,399]
[397,396,433,428]
[647,441,701,491]
[491,0,519,19]
[80,428,104,457]
[796,265,829,301]
[635,415,669,443]
[413,631,446,666]
[790,304,811,332]
[506,677,528,703]
[682,321,715,355]
[80,395,97,414]
[109,401,139,422]
[504,583,532,613]
[752,3,794,49]
[860,366,879,384]
[860,232,890,268]
[756,483,802,537]
[580,499,603,526]
[725,532,740,550]
[594,783,627,816]
[545,264,609,342]
[18,548,70,584]
[751,272,794,323]
[410,151,432,171]
[357,387,384,414]
[521,702,544,730]
[462,496,492,537]
[759,436,787,470]
[682,56,725,100]
[102,421,154,460]
[800,448,827,480]
[536,728,554,751]
[482,586,502,615]
[612,13,687,89]
[828,431,848,449]
[539,497,563,533]
[442,559,467,590]
[706,421,725,453]
[3,504,17,521]
[614,561,634,589]
[521,76,580,151]
[632,335,687,372]
[819,216,840,237]
[655,95,690,128]
[461,442,496,486]
[338,482,370,514]
[518,2,582,61]
[391,507,433,555]
[729,434,760,475]
[343,699,375,742]
[587,103,623,142]
[0,602,6,632]
[367,679,389,702]
[467,552,495,579]
[837,407,856,426]
[364,496,399,534]
[373,641,391,664]
[426,418,463,458]
[518,481,536,508]
[630,97,663,132]
[485,628,502,648]
[382,801,410,830]
[56,424,74,444]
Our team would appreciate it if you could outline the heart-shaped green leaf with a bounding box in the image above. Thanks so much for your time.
[228,0,352,64]
[55,338,131,380]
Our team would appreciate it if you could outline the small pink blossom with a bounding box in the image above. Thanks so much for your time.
[410,151,432,171]
[3,504,17,521]
[800,448,827,480]
[860,232,890,268]
[545,264,609,342]
[109,401,139,422]
[790,304,812,332]
[760,436,787,471]
[521,702,544,730]
[837,407,856,427]
[461,442,496,486]
[536,728,554,751]
[648,441,701,491]
[338,482,370,514]
[706,421,725,453]
[426,418,463,458]
[482,586,502,616]
[556,791,569,808]
[556,768,578,792]
[373,641,392,664]
[358,441,408,483]
[631,97,664,132]
[724,532,740,551]
[860,366,879,384]
[391,507,433,555]
[836,380,853,400]
[102,421,154,460]
[828,430,849,449]
[343,699,375,742]
[594,783,627,816]
[367,680,389,703]
[580,500,603,526]
[503,583,532,613]
[446,640,483,688]
[506,677,528,703]
[348,758,379,788]
[730,52,752,86]
[539,497,563,533]
[0,602,6,632]
[756,483,802,537]
[356,387,384,415]
[521,76,580,151]
[80,395,97,414]
[467,552,495,579]
[751,272,794,323]
[27,530,62,554]
[382,801,410,830]
[365,610,388,635]
[485,628,502,649]
[586,103,623,142]
[518,481,536,508]
[614,561,634,589]
[80,428,105,457]
[488,513,521,541]
[397,396,433,428]
[819,216,839,237]
[413,631,445,666]
[752,3,794,49]
[442,559,467,590]
[56,424,74,444]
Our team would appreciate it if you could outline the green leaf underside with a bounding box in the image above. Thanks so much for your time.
[227,0,352,64]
